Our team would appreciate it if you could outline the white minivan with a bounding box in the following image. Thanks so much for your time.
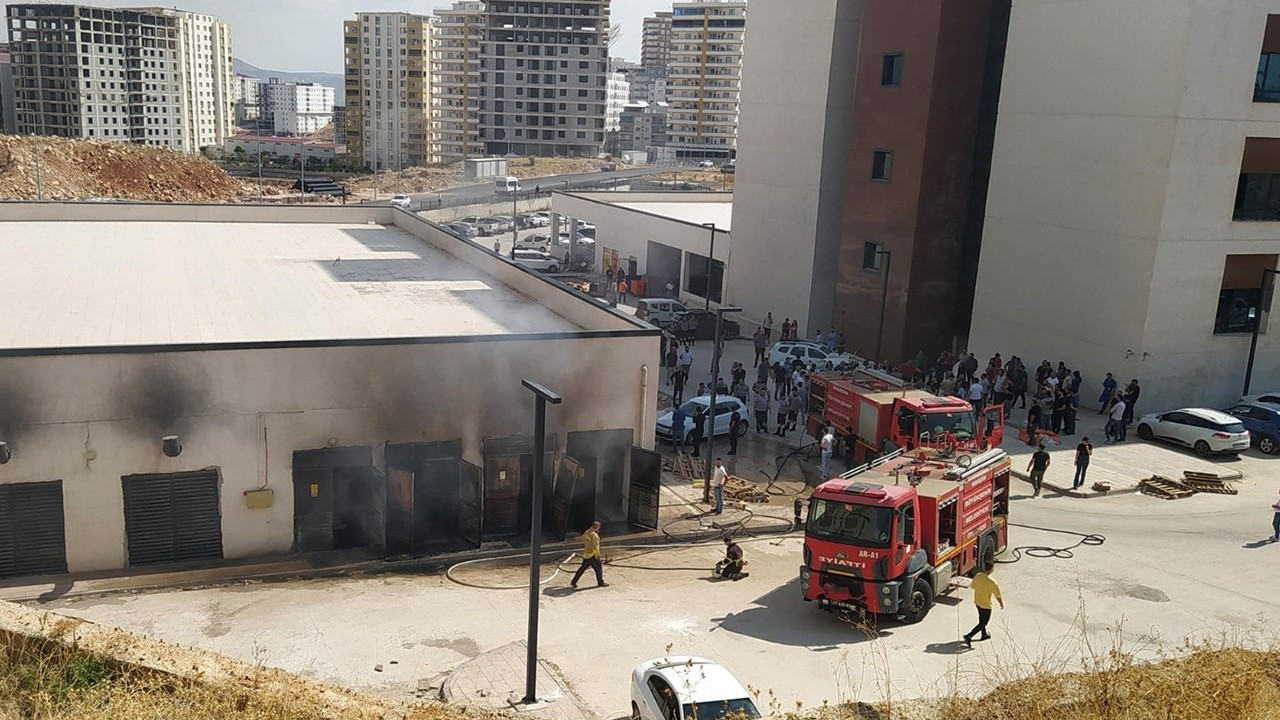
[495,176,521,194]
[635,299,688,328]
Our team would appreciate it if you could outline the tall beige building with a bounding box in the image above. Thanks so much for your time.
[343,12,431,170]
[641,11,672,70]
[667,0,746,160]
[430,1,484,163]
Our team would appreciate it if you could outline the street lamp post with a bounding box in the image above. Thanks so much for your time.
[874,249,893,365]
[511,188,519,254]
[520,379,562,705]
[256,139,263,202]
[703,306,743,504]
[1243,267,1279,395]
[701,222,718,311]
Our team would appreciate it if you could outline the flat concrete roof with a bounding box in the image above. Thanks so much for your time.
[612,201,733,232]
[0,221,581,350]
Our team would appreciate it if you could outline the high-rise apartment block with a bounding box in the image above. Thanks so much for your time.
[0,42,15,134]
[4,4,234,152]
[617,101,668,152]
[234,73,262,123]
[605,70,629,133]
[476,0,611,157]
[261,78,334,136]
[641,11,672,70]
[343,11,431,170]
[626,66,670,105]
[667,0,745,160]
[430,0,484,163]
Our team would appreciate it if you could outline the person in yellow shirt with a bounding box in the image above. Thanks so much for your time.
[570,521,608,589]
[963,561,1004,647]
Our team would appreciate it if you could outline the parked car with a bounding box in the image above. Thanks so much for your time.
[487,215,515,233]
[389,194,413,209]
[529,211,553,224]
[516,213,549,228]
[721,160,736,174]
[635,299,688,328]
[495,175,520,194]
[1135,408,1251,458]
[1241,391,1280,405]
[631,657,761,720]
[670,310,741,341]
[767,340,860,370]
[1225,401,1280,454]
[655,397,749,445]
[697,160,716,169]
[515,233,552,251]
[601,162,617,172]
[458,215,501,235]
[576,221,597,237]
[443,222,478,239]
[512,249,561,273]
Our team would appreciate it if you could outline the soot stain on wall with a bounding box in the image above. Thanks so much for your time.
[116,360,209,436]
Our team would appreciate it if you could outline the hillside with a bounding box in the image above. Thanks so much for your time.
[0,135,248,202]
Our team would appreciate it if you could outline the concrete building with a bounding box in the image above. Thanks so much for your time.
[5,4,234,152]
[430,0,484,163]
[554,192,731,305]
[626,66,671,105]
[970,0,1280,409]
[0,42,14,134]
[343,12,431,170]
[220,135,347,162]
[617,101,669,152]
[666,0,746,161]
[261,78,335,137]
[730,0,1012,363]
[234,74,263,124]
[477,0,611,157]
[605,71,630,133]
[0,201,659,578]
[641,11,672,70]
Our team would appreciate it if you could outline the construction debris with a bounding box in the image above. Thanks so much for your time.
[0,134,248,202]
[673,452,703,483]
[724,475,770,504]
[1139,472,1238,499]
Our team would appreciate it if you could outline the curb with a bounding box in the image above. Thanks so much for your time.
[1010,466,1245,499]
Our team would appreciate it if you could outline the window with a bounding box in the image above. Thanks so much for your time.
[1214,253,1278,335]
[881,53,903,86]
[1258,16,1280,102]
[863,241,884,272]
[871,150,893,181]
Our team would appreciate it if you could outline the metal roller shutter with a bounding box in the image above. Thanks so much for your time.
[122,471,223,566]
[0,481,67,578]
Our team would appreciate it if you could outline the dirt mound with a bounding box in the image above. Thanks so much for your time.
[0,134,246,202]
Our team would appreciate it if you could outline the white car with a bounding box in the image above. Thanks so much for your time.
[485,216,514,233]
[697,160,716,169]
[443,222,478,239]
[631,657,761,720]
[389,194,412,209]
[1135,407,1251,458]
[767,341,860,371]
[655,397,749,445]
[458,216,502,235]
[512,249,561,273]
[515,233,552,251]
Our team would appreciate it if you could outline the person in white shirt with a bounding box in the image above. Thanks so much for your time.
[679,348,693,378]
[712,458,729,514]
[1105,398,1127,443]
[820,428,835,476]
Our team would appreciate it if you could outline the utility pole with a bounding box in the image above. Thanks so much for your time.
[703,307,743,503]
[34,135,43,201]
[520,379,562,706]
[1243,267,1279,395]
[256,138,263,202]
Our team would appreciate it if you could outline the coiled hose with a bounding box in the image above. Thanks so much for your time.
[997,522,1106,563]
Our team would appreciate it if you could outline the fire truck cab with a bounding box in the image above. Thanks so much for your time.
[796,447,1011,624]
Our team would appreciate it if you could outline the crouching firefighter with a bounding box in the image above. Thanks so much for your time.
[715,536,748,580]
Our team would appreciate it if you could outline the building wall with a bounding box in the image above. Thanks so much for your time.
[343,12,431,170]
[835,0,994,364]
[430,1,484,162]
[0,43,14,134]
[970,0,1280,410]
[174,12,234,152]
[727,0,863,337]
[606,72,630,132]
[641,12,673,70]
[667,0,746,160]
[263,80,335,136]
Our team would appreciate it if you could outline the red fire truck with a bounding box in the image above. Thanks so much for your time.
[795,447,1011,624]
[806,368,1005,463]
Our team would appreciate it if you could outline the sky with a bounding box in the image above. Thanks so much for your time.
[83,0,670,73]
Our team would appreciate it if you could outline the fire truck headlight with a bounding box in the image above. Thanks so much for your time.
[801,570,811,580]
[881,586,890,595]
[801,581,810,591]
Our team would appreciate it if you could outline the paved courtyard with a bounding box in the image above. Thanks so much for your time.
[42,440,1280,716]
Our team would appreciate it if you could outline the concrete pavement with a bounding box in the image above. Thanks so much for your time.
[439,641,593,720]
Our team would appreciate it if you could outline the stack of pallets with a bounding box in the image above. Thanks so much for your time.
[724,476,770,504]
[1139,471,1238,499]
[1180,471,1238,495]
[674,452,703,483]
[1139,475,1194,499]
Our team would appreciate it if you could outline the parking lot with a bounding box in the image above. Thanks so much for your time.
[44,407,1280,715]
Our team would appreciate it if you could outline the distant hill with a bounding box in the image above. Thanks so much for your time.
[233,59,344,106]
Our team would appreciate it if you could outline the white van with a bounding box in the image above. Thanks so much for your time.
[635,299,688,328]
[495,176,521,194]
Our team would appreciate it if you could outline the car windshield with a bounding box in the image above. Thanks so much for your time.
[682,699,762,720]
[920,411,977,439]
[677,400,705,415]
[806,498,893,549]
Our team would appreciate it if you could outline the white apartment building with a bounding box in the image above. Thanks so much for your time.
[641,11,672,70]
[667,0,746,160]
[430,0,484,163]
[970,0,1280,410]
[627,66,670,105]
[234,73,262,122]
[605,70,630,132]
[343,12,431,170]
[261,78,335,136]
[5,4,233,153]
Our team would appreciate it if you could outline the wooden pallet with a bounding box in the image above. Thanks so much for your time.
[675,452,704,483]
[725,476,770,504]
[1139,475,1194,500]
[1183,470,1226,481]
[1183,478,1238,495]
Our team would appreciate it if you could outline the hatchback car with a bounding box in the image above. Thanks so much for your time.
[1241,392,1280,406]
[1135,408,1251,457]
[655,397,749,445]
[511,249,561,273]
[670,310,741,341]
[515,233,552,251]
[767,341,859,371]
[1225,401,1280,454]
[443,222,477,239]
[631,657,761,720]
[389,194,412,209]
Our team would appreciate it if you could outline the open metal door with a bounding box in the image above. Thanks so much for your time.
[459,460,483,548]
[549,455,582,540]
[628,447,662,530]
[984,405,1006,448]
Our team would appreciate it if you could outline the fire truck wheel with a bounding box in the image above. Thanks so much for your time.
[901,578,933,624]
[979,535,996,571]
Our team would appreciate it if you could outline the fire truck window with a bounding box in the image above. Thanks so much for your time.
[807,499,894,549]
[897,411,916,439]
[898,502,916,545]
[938,501,958,551]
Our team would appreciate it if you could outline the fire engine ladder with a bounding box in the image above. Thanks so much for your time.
[851,366,907,388]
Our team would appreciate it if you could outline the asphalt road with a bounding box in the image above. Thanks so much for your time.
[363,166,678,208]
